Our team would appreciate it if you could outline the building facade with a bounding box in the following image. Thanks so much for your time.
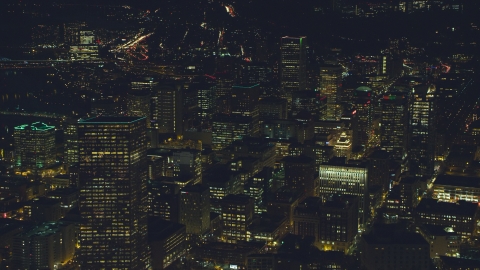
[78,116,149,269]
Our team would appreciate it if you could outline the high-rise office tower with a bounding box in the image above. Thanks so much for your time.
[283,155,316,196]
[179,184,211,236]
[126,90,151,128]
[352,86,374,149]
[318,157,368,227]
[231,84,260,136]
[319,65,343,120]
[220,194,254,243]
[14,122,56,173]
[64,122,79,167]
[63,21,86,44]
[12,222,76,269]
[215,72,235,114]
[280,36,307,106]
[409,85,436,177]
[130,77,158,92]
[258,97,288,121]
[381,92,409,161]
[293,195,358,253]
[78,116,149,269]
[151,83,183,134]
[195,77,216,122]
[212,114,254,151]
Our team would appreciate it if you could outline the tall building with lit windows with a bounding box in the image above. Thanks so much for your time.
[152,83,183,134]
[319,65,343,120]
[352,86,374,149]
[14,122,56,173]
[409,85,436,177]
[64,122,79,166]
[220,194,254,243]
[212,114,254,151]
[126,90,152,128]
[179,184,210,236]
[318,157,368,226]
[78,116,149,269]
[232,84,260,136]
[381,92,409,161]
[280,36,307,105]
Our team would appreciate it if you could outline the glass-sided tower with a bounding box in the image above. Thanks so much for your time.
[78,116,149,269]
[280,36,307,106]
[14,122,56,172]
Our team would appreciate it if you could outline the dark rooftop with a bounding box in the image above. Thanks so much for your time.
[282,155,314,164]
[363,224,429,246]
[418,224,458,237]
[79,116,146,124]
[367,149,390,160]
[222,194,253,204]
[180,184,209,194]
[439,256,480,268]
[434,174,480,188]
[416,198,479,217]
[148,217,185,242]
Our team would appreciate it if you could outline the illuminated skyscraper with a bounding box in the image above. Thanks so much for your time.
[409,85,436,177]
[220,194,254,243]
[280,36,307,106]
[352,86,374,149]
[152,83,183,134]
[179,184,210,236]
[14,122,56,173]
[64,122,79,167]
[283,155,316,196]
[195,77,216,121]
[231,84,260,136]
[381,92,409,161]
[78,116,149,269]
[215,72,235,114]
[319,65,343,120]
[212,114,254,151]
[126,90,151,128]
[130,77,158,92]
[318,157,368,226]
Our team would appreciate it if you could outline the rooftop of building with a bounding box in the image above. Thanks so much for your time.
[46,187,78,197]
[282,155,314,164]
[400,175,428,185]
[323,194,358,209]
[434,174,480,188]
[321,157,367,168]
[0,219,33,237]
[438,256,480,268]
[363,224,429,246]
[212,113,253,123]
[418,224,459,237]
[203,164,239,183]
[356,86,372,92]
[30,197,61,206]
[79,116,146,124]
[232,83,260,89]
[147,217,185,241]
[469,119,480,130]
[17,221,72,238]
[14,122,55,131]
[0,175,29,186]
[259,97,287,104]
[416,198,479,217]
[222,194,253,205]
[367,149,390,159]
[180,184,209,194]
[248,215,287,233]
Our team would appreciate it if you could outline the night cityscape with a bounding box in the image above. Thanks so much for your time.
[1,0,480,269]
